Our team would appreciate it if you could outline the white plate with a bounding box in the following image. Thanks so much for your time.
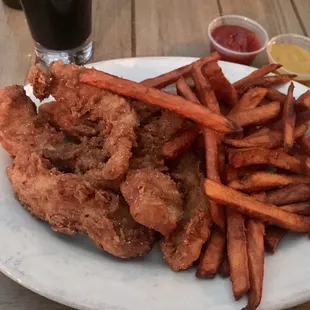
[1,57,310,310]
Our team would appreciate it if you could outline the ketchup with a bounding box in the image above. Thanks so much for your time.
[211,25,261,65]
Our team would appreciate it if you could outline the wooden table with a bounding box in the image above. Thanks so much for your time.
[0,0,309,309]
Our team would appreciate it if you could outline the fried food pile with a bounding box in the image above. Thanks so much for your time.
[2,54,310,309]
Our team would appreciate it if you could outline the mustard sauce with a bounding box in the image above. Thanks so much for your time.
[270,43,310,74]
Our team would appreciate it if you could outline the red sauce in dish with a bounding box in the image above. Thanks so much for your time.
[211,25,261,65]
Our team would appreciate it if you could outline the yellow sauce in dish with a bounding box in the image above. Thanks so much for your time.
[270,43,310,74]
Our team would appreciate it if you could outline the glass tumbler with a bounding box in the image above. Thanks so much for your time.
[20,0,93,65]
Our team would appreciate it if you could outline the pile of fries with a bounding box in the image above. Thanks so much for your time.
[80,53,310,310]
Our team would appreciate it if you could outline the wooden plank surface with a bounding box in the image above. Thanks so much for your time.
[0,2,34,87]
[292,0,310,36]
[0,0,310,309]
[135,0,220,57]
[91,0,132,61]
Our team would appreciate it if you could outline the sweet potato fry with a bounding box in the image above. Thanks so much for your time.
[280,202,310,216]
[251,191,268,203]
[223,165,261,184]
[296,90,310,110]
[218,143,226,183]
[265,202,310,254]
[192,63,225,231]
[176,76,200,103]
[237,74,296,95]
[233,64,282,89]
[247,127,271,138]
[228,172,310,193]
[299,134,310,156]
[226,208,250,300]
[264,226,287,253]
[228,148,303,174]
[243,219,265,310]
[80,68,241,133]
[296,109,310,126]
[203,128,225,231]
[225,130,282,149]
[192,63,220,113]
[305,158,310,175]
[220,103,232,116]
[202,60,238,106]
[162,124,200,159]
[229,87,268,115]
[140,52,220,89]
[225,124,308,149]
[204,179,310,232]
[282,83,296,149]
[266,183,310,206]
[161,77,201,159]
[219,251,230,278]
[227,102,281,128]
[196,229,226,279]
[266,88,286,103]
[272,109,310,131]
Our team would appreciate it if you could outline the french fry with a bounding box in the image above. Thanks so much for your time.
[219,251,230,278]
[225,124,308,149]
[265,201,310,254]
[243,218,265,310]
[273,109,310,131]
[196,229,226,279]
[229,87,268,115]
[220,103,232,116]
[233,64,282,89]
[204,179,310,232]
[305,158,310,176]
[296,90,310,110]
[251,191,268,203]
[228,172,310,193]
[140,52,220,89]
[203,129,225,231]
[192,63,220,113]
[266,184,310,206]
[218,143,226,183]
[160,77,202,159]
[225,130,282,149]
[280,202,310,216]
[202,60,238,106]
[80,68,241,133]
[265,226,287,253]
[227,102,281,128]
[161,125,200,159]
[237,74,296,95]
[282,83,296,149]
[223,165,261,184]
[299,134,310,156]
[246,127,271,138]
[264,199,310,253]
[296,109,310,126]
[228,148,303,174]
[226,208,250,300]
[176,76,200,103]
[266,88,286,103]
[192,63,226,231]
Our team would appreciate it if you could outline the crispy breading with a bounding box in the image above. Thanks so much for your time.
[121,168,183,236]
[0,85,64,156]
[160,151,212,271]
[8,153,155,258]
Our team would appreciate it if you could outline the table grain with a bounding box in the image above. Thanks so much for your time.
[0,0,309,309]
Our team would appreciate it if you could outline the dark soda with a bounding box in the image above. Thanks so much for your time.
[2,0,22,10]
[21,0,92,50]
